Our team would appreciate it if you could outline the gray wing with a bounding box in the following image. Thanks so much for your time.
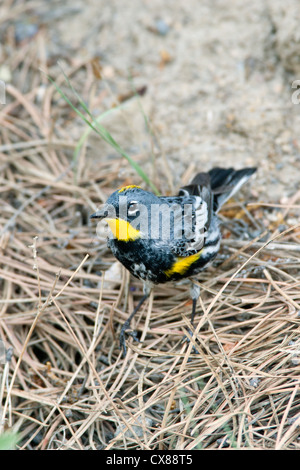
[159,192,211,257]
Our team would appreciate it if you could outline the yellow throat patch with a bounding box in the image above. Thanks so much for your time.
[106,218,141,241]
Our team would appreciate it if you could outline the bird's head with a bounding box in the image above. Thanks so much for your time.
[90,185,159,241]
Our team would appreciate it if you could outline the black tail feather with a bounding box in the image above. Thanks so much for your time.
[208,167,256,211]
[181,167,256,212]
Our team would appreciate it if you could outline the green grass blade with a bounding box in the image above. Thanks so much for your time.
[0,431,19,450]
[46,72,160,195]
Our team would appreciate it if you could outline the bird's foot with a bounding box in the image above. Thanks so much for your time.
[119,320,140,357]
[182,328,199,354]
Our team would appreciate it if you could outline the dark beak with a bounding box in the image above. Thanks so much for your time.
[90,205,109,220]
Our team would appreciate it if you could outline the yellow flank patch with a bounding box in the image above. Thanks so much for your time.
[106,218,141,241]
[118,185,141,193]
[165,251,202,278]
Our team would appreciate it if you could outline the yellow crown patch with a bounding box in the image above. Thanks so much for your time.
[118,185,141,193]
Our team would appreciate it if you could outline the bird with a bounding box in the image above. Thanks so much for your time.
[91,166,256,355]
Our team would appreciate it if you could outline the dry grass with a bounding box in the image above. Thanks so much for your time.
[1,3,300,450]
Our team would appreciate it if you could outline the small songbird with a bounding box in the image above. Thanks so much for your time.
[91,167,256,355]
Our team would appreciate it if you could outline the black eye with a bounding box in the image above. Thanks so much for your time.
[128,201,139,216]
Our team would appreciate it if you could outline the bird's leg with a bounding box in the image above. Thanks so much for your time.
[190,282,200,328]
[183,282,200,347]
[119,283,152,356]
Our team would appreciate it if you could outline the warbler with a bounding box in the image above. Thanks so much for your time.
[91,167,256,355]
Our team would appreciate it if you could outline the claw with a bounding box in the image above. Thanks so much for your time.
[118,292,149,356]
[182,328,199,354]
[119,321,140,356]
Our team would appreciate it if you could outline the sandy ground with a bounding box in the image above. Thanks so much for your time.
[3,1,300,199]
[32,0,300,202]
